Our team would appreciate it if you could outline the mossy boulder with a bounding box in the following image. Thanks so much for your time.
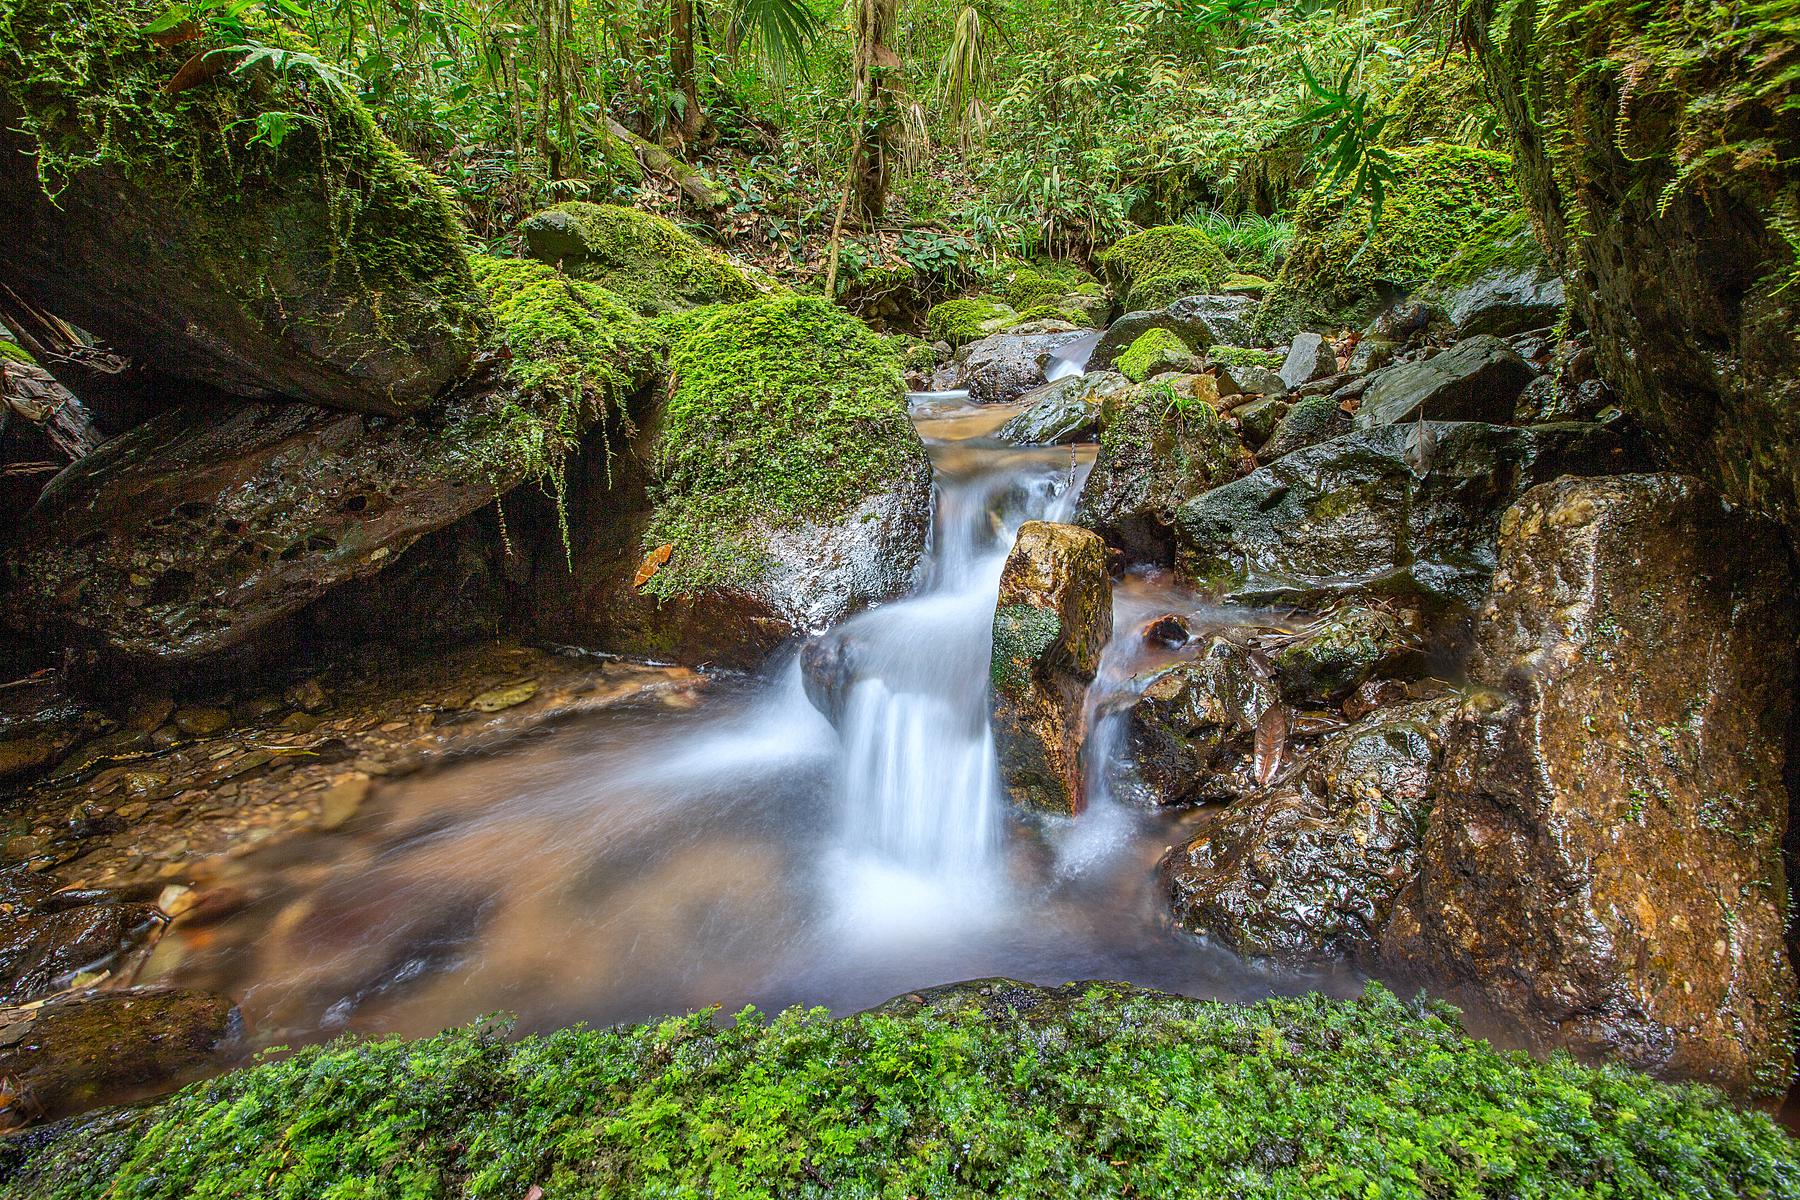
[1377,53,1495,147]
[1,255,656,675]
[7,980,1799,1195]
[1098,226,1232,312]
[1116,329,1198,382]
[1257,145,1518,337]
[533,294,931,666]
[924,296,1020,347]
[0,0,484,415]
[990,522,1112,816]
[521,201,760,315]
[1077,379,1254,563]
[1417,212,1567,337]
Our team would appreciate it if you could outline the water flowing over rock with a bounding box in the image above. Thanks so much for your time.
[1076,381,1253,563]
[989,522,1111,815]
[1353,335,1535,429]
[1166,697,1454,962]
[1399,473,1798,1100]
[1174,420,1627,611]
[0,7,482,414]
[953,331,1094,403]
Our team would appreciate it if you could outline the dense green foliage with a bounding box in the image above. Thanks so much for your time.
[5,982,1796,1199]
[642,292,920,595]
[1257,143,1518,335]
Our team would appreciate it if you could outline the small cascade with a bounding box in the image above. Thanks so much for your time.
[1044,330,1101,382]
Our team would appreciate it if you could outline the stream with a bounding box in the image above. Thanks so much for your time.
[141,388,1364,1050]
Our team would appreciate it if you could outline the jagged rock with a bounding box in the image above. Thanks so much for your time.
[1400,474,1798,1100]
[1076,381,1253,563]
[958,331,1093,403]
[1259,394,1346,460]
[1121,637,1278,807]
[1442,265,1565,338]
[1165,697,1454,961]
[1279,333,1337,390]
[1267,604,1421,705]
[1213,362,1286,397]
[0,9,482,414]
[0,987,240,1129]
[1354,335,1536,429]
[990,522,1111,815]
[1175,420,1627,611]
[993,372,1129,446]
[520,201,758,314]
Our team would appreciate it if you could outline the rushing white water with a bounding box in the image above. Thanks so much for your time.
[1045,330,1101,382]
[154,387,1359,1051]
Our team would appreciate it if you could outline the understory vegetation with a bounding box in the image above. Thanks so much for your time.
[5,983,1794,1199]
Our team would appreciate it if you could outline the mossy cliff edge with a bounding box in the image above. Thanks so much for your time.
[1468,0,1800,546]
[4,980,1794,1199]
[0,0,484,413]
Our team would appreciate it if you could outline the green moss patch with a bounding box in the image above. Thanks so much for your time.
[643,293,920,596]
[1099,226,1232,311]
[1209,345,1284,368]
[1117,328,1193,383]
[520,201,759,316]
[925,295,1019,346]
[7,982,1795,1198]
[990,602,1063,694]
[0,339,34,365]
[1257,144,1518,337]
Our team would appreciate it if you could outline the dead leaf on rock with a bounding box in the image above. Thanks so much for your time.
[1253,704,1288,788]
[635,543,674,589]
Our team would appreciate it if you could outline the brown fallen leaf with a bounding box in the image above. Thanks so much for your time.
[164,48,237,94]
[1253,703,1288,788]
[524,1186,544,1200]
[147,19,202,46]
[634,542,673,589]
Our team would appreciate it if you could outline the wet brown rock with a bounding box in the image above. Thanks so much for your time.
[1341,677,1411,721]
[1165,697,1453,962]
[1076,381,1254,563]
[1122,638,1278,807]
[1139,613,1192,648]
[0,901,164,1004]
[990,522,1112,815]
[1266,604,1421,705]
[1406,474,1797,1099]
[1,369,571,674]
[0,987,240,1129]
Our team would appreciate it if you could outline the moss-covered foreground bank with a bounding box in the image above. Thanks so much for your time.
[3,981,1795,1199]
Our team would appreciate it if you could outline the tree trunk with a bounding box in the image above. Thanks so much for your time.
[669,0,707,142]
[850,0,901,223]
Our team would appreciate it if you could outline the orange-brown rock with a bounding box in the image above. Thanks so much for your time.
[1403,474,1797,1099]
[989,522,1111,815]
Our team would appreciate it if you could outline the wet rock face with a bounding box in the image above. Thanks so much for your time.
[1076,381,1254,563]
[993,372,1129,447]
[1405,474,1798,1100]
[990,522,1112,815]
[1165,698,1453,963]
[1122,638,1278,807]
[1165,294,1260,347]
[1174,420,1627,612]
[1439,263,1565,339]
[0,899,164,1005]
[1353,335,1536,429]
[1267,604,1421,705]
[1279,333,1337,390]
[0,987,240,1130]
[1259,394,1346,460]
[1,376,547,674]
[952,331,1093,403]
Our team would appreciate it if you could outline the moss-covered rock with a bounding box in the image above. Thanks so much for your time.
[531,294,930,666]
[7,979,1798,1197]
[1467,0,1800,545]
[1256,145,1518,337]
[1098,226,1233,312]
[521,201,760,315]
[1115,328,1196,382]
[0,0,484,414]
[924,295,1020,347]
[1377,53,1496,147]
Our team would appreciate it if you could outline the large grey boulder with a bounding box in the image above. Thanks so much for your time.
[957,331,1093,403]
[1174,420,1626,611]
[1279,333,1337,390]
[1166,294,1260,346]
[1353,335,1535,429]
